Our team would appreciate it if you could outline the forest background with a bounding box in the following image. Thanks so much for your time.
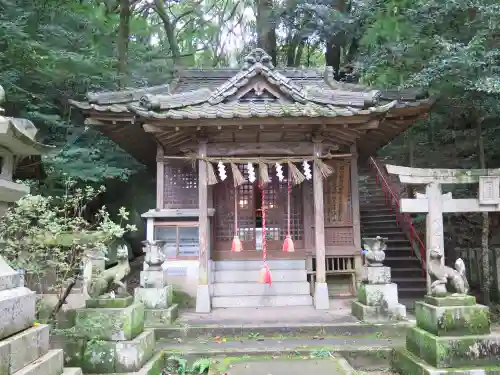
[1,0,499,301]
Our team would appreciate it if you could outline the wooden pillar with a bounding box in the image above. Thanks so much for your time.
[425,181,444,294]
[350,144,362,287]
[313,140,329,309]
[196,140,211,312]
[156,145,164,209]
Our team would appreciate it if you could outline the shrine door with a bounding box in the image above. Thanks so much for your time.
[213,163,304,260]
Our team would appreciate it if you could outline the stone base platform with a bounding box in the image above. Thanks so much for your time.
[393,348,500,375]
[0,323,82,375]
[351,300,406,322]
[75,299,145,341]
[144,304,179,327]
[406,326,500,368]
[392,294,500,375]
[74,330,155,373]
[134,285,173,309]
[70,296,154,374]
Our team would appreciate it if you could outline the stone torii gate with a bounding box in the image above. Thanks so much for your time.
[385,165,500,292]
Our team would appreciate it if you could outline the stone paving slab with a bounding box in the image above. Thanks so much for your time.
[220,358,354,375]
[157,336,404,356]
[177,299,358,325]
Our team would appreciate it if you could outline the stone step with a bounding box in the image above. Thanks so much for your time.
[391,268,424,279]
[61,369,82,375]
[2,324,50,374]
[0,287,37,340]
[360,208,393,214]
[398,287,427,299]
[384,250,417,258]
[214,259,306,271]
[212,295,313,308]
[361,214,398,222]
[361,229,404,236]
[214,269,307,283]
[392,278,426,289]
[360,221,400,229]
[213,281,310,297]
[13,349,63,375]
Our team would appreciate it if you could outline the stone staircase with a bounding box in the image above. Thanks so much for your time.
[359,166,426,303]
[211,260,312,308]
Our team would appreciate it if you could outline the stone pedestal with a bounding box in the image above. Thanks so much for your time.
[134,269,178,326]
[392,295,500,374]
[71,297,155,373]
[0,257,82,375]
[351,266,406,321]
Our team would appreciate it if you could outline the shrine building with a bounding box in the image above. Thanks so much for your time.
[69,48,433,312]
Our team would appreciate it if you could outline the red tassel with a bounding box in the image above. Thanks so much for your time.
[282,235,295,252]
[259,265,272,285]
[231,235,243,252]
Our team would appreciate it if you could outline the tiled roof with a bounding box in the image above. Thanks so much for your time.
[128,101,396,120]
[70,49,431,120]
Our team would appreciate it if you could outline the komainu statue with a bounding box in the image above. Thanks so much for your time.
[362,236,388,267]
[428,246,469,296]
[83,245,131,298]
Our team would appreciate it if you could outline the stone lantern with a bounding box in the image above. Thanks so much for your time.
[0,84,52,214]
[0,84,82,375]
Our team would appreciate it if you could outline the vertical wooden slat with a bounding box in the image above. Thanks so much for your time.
[350,144,362,288]
[313,141,326,284]
[350,144,361,250]
[156,144,164,209]
[303,180,314,252]
[198,141,209,285]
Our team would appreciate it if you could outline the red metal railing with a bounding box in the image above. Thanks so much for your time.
[368,157,426,275]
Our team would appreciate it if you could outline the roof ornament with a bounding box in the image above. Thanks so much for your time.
[242,48,274,70]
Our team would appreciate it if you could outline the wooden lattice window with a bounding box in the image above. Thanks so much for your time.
[163,161,198,209]
[324,161,351,225]
[214,164,255,249]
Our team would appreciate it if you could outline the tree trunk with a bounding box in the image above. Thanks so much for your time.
[117,0,130,89]
[256,0,277,65]
[324,0,347,74]
[476,116,490,305]
[154,0,181,65]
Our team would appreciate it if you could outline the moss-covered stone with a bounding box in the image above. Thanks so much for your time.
[424,295,476,307]
[352,301,380,321]
[135,352,166,375]
[144,304,179,327]
[392,347,500,375]
[357,283,367,304]
[82,340,116,373]
[75,302,144,341]
[78,330,154,373]
[114,330,155,372]
[406,326,500,368]
[415,301,490,336]
[85,295,133,308]
[51,334,85,367]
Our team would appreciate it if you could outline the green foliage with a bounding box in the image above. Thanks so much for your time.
[164,356,212,375]
[0,178,136,317]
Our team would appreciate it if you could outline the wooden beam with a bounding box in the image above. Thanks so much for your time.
[179,141,340,156]
[400,198,500,213]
